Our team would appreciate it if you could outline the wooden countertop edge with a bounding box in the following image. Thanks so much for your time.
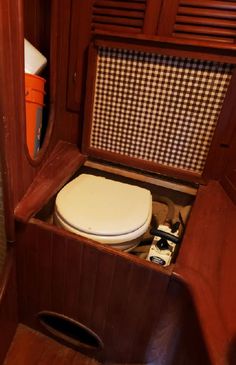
[14,141,87,223]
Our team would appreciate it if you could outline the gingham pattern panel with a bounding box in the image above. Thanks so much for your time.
[90,47,233,173]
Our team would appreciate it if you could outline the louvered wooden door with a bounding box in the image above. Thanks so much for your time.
[158,0,236,44]
[92,0,147,34]
[67,0,164,110]
[68,0,236,111]
[91,0,164,35]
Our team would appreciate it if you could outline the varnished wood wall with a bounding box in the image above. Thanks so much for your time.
[0,162,6,273]
[16,220,171,363]
[16,219,212,365]
[0,249,18,364]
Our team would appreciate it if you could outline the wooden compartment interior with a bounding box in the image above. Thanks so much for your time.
[35,161,196,266]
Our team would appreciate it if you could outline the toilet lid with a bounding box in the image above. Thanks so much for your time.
[55,174,152,236]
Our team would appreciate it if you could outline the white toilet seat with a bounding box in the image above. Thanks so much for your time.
[55,174,152,250]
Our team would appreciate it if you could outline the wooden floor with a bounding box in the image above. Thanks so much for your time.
[4,324,100,365]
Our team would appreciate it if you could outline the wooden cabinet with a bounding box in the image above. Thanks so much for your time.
[92,0,148,34]
[76,0,236,43]
[1,1,236,364]
[158,0,236,44]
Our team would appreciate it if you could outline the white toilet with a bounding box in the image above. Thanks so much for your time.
[54,174,152,251]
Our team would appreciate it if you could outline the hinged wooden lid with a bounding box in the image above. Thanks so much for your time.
[82,40,234,184]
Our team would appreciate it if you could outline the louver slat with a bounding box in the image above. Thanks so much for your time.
[174,0,236,43]
[176,16,236,28]
[180,0,236,10]
[92,0,146,34]
[178,6,236,20]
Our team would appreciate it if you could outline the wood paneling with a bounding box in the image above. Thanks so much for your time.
[16,220,171,363]
[221,126,236,204]
[15,217,217,364]
[4,294,211,365]
[48,0,80,146]
[0,161,6,272]
[67,0,93,111]
[0,248,18,364]
[221,167,236,205]
[0,0,31,240]
[175,181,236,364]
[153,278,211,365]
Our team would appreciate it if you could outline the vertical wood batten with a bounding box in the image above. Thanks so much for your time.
[38,228,53,312]
[74,244,99,326]
[143,0,163,35]
[63,238,84,319]
[51,233,67,314]
[89,250,116,337]
[156,0,180,36]
[0,0,28,240]
[67,0,94,111]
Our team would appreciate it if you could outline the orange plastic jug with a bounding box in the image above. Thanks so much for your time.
[25,73,46,158]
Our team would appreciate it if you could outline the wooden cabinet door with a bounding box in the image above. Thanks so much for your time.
[67,0,164,111]
[157,0,236,44]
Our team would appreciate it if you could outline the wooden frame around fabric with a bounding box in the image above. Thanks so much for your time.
[82,39,236,184]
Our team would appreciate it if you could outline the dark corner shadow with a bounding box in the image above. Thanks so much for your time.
[228,335,236,365]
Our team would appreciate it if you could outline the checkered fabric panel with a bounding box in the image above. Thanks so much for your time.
[90,47,232,173]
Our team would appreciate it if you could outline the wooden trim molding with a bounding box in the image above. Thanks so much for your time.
[14,142,87,223]
[92,33,236,63]
[82,40,233,184]
[84,148,204,185]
